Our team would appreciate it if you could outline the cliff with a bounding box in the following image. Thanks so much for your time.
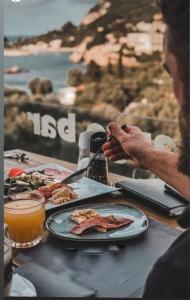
[5,0,179,162]
[14,0,160,49]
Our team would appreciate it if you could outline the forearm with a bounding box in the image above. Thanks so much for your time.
[105,122,190,200]
[145,149,190,201]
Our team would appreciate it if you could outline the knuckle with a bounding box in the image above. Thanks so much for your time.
[119,135,127,145]
[132,126,141,132]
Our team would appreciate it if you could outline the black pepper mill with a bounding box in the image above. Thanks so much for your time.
[87,132,108,185]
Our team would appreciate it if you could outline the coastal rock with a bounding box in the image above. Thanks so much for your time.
[7,0,161,57]
[69,37,93,63]
[81,2,109,26]
[4,65,28,74]
[70,42,139,67]
[126,32,164,55]
[49,39,62,49]
[21,41,49,53]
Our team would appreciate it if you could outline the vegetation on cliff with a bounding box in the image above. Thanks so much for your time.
[4,0,179,167]
[12,0,160,49]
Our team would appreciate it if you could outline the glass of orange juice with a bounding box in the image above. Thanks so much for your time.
[4,192,45,249]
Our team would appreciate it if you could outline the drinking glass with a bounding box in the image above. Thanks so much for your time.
[4,192,45,248]
[4,224,13,297]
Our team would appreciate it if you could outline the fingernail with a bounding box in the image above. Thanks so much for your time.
[108,122,116,130]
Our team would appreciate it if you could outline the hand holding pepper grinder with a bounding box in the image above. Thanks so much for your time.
[87,132,109,185]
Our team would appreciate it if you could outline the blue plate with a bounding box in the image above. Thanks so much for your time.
[46,203,149,242]
[5,163,119,212]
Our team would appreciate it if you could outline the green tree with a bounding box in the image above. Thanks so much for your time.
[117,45,125,78]
[68,68,83,86]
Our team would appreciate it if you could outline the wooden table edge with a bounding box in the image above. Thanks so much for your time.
[4,149,181,231]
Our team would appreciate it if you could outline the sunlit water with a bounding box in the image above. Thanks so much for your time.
[4,53,85,91]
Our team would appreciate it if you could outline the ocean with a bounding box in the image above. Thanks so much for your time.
[4,0,97,91]
[4,53,85,91]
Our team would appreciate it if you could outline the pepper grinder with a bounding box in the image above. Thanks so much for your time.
[87,132,108,185]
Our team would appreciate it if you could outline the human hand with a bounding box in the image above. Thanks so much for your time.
[103,122,154,169]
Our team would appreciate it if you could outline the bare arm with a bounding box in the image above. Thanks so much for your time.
[144,149,190,201]
[103,122,190,201]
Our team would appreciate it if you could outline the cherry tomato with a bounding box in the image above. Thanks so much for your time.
[8,168,26,178]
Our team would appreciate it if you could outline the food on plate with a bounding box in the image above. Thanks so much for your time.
[8,168,26,178]
[49,186,78,204]
[70,210,133,235]
[5,167,78,206]
[42,168,71,181]
[71,209,100,223]
[30,172,52,184]
[38,182,63,198]
[7,172,51,187]
[4,182,29,196]
[4,172,51,196]
[43,168,61,176]
[71,209,106,232]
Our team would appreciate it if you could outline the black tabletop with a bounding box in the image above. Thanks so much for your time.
[15,218,180,298]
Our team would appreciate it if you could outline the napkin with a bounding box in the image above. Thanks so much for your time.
[16,261,96,298]
[11,273,37,297]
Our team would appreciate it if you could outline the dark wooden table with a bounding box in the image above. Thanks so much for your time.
[4,149,182,298]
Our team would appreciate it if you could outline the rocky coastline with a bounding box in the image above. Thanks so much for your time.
[5,0,164,66]
[4,0,180,162]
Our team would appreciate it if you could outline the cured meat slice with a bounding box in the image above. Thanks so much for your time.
[38,182,62,198]
[43,168,71,181]
[70,215,133,235]
[43,168,61,176]
[71,209,106,232]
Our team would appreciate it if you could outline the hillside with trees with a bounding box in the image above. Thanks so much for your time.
[4,0,179,167]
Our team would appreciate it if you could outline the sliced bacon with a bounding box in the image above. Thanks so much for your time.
[70,215,133,235]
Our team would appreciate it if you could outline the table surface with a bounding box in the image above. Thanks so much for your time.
[4,149,182,297]
[4,149,180,231]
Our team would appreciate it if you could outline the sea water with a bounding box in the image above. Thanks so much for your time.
[4,53,85,91]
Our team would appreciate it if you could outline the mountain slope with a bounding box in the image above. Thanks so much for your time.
[15,0,160,48]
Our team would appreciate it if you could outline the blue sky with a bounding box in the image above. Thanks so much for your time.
[5,0,97,36]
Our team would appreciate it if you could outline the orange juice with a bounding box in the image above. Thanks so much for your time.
[4,197,45,248]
